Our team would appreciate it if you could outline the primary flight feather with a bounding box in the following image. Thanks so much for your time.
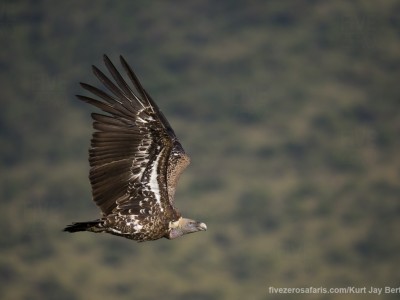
[64,55,207,242]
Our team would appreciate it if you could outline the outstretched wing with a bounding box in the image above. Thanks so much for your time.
[77,55,188,220]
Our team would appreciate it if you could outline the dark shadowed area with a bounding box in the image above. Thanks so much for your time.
[1,1,400,299]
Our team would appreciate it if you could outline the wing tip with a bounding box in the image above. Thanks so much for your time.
[119,55,127,65]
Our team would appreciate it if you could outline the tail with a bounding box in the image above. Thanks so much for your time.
[63,220,103,233]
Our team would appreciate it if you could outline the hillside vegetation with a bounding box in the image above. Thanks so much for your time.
[1,1,400,299]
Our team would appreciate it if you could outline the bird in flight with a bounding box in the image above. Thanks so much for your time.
[64,55,207,242]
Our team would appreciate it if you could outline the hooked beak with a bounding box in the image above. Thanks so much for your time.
[197,222,207,231]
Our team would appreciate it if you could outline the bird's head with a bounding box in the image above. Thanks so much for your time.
[167,217,207,239]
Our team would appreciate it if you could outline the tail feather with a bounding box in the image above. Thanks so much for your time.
[63,220,102,233]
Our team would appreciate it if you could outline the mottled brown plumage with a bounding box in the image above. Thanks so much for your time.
[64,55,206,242]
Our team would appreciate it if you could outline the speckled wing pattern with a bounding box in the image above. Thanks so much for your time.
[76,55,190,241]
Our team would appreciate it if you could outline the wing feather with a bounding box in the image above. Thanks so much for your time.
[80,83,122,105]
[92,65,130,101]
[103,55,138,100]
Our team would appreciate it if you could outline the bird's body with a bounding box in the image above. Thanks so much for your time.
[64,55,206,242]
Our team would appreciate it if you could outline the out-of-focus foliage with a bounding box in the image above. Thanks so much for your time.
[1,1,400,299]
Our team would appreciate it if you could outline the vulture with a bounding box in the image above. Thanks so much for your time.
[64,55,207,242]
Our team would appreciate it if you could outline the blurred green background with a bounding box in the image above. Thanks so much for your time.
[1,1,400,299]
